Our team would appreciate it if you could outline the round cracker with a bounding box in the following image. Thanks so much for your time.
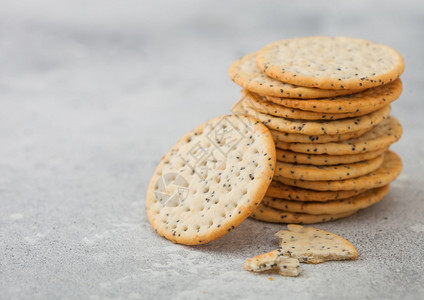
[263,185,389,215]
[243,91,377,120]
[257,36,404,90]
[276,147,388,166]
[275,116,401,155]
[228,52,363,98]
[251,203,357,224]
[271,128,369,144]
[146,115,276,245]
[265,79,402,113]
[275,150,402,191]
[274,154,384,181]
[266,180,365,202]
[235,102,391,136]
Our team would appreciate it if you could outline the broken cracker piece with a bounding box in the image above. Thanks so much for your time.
[275,224,358,264]
[244,249,301,277]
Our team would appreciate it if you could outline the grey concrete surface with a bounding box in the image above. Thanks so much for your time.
[1,0,424,299]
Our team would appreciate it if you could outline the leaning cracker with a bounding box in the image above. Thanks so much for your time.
[276,147,388,166]
[146,115,276,245]
[242,91,372,120]
[236,103,391,136]
[266,181,365,202]
[274,154,384,181]
[275,224,358,263]
[266,79,402,113]
[263,185,389,215]
[275,150,402,191]
[228,52,362,98]
[251,203,357,224]
[244,249,301,277]
[275,116,401,155]
[271,128,369,144]
[257,36,404,90]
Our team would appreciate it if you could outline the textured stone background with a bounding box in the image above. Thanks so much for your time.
[1,0,423,299]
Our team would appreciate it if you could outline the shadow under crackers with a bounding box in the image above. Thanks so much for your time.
[179,219,284,254]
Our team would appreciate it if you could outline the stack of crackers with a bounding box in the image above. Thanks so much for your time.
[146,36,404,247]
[229,36,404,224]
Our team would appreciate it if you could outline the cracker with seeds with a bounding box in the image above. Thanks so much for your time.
[271,128,369,144]
[234,102,391,136]
[276,147,387,166]
[275,224,358,263]
[244,249,301,277]
[241,91,372,120]
[266,181,365,202]
[275,116,401,155]
[228,52,363,98]
[257,36,404,90]
[251,203,357,224]
[266,79,402,113]
[146,115,276,245]
[274,154,384,181]
[275,150,402,191]
[263,185,389,215]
